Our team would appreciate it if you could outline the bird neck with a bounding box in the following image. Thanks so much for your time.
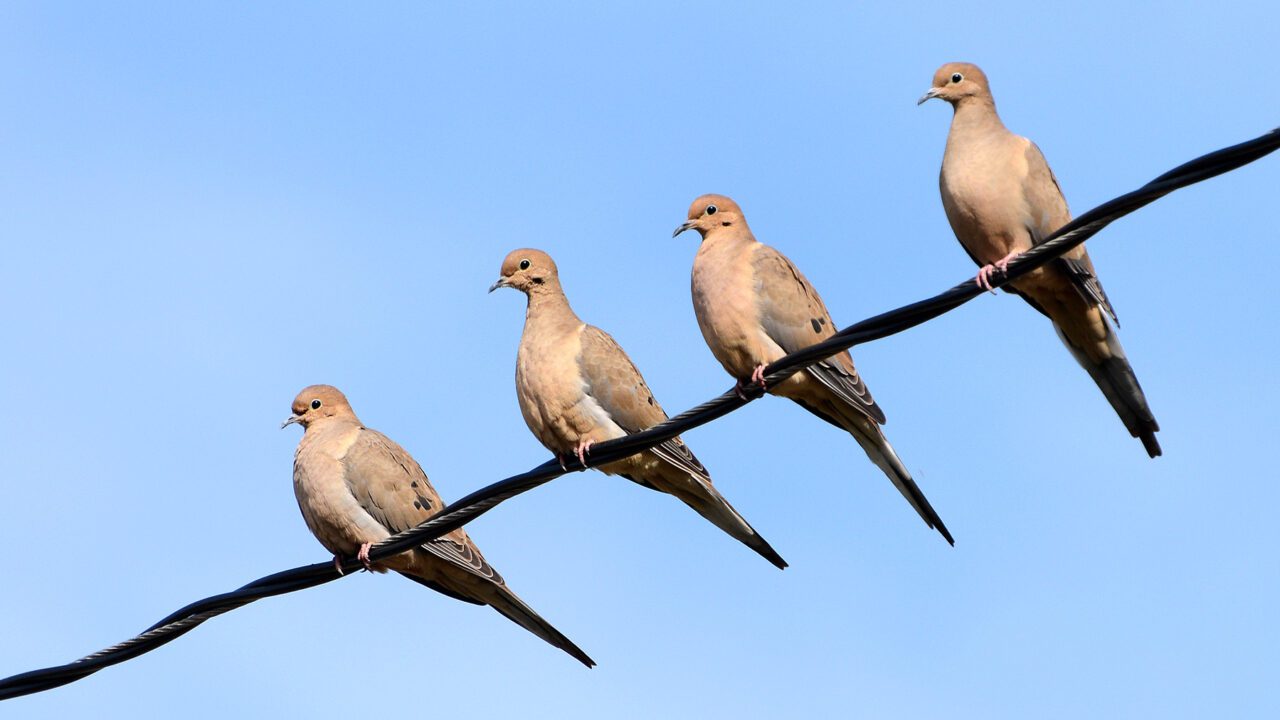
[949,95,1004,134]
[523,281,581,325]
[298,416,362,448]
[701,225,755,249]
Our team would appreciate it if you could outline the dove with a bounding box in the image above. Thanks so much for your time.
[676,195,954,545]
[283,384,594,667]
[490,249,788,569]
[919,62,1161,457]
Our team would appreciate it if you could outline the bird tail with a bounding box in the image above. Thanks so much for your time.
[485,586,597,668]
[1054,323,1162,457]
[654,467,789,570]
[836,409,955,546]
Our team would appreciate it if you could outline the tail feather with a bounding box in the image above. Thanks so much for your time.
[1054,324,1161,457]
[486,586,596,668]
[846,416,955,546]
[860,436,956,546]
[699,509,788,570]
[654,469,789,570]
[795,399,954,545]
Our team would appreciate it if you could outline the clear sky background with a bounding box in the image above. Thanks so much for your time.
[2,2,1277,718]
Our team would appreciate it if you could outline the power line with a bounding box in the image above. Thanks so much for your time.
[2,127,1276,702]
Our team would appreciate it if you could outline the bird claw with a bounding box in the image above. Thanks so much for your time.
[975,252,1020,293]
[574,440,594,468]
[751,364,768,390]
[735,364,769,399]
[357,542,375,572]
[333,554,345,576]
[975,265,999,293]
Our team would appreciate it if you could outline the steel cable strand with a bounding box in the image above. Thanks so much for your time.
[2,127,1276,702]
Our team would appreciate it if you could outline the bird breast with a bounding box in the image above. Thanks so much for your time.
[692,240,769,377]
[292,423,368,555]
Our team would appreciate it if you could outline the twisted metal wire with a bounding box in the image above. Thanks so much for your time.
[2,127,1276,702]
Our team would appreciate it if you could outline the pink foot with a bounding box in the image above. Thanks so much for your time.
[735,364,769,399]
[574,439,594,468]
[975,264,997,292]
[974,251,1020,293]
[751,364,768,390]
[356,542,375,571]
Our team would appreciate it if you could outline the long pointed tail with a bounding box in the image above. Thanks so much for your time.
[655,468,789,570]
[1054,324,1161,457]
[843,415,955,546]
[485,586,596,668]
[694,504,789,570]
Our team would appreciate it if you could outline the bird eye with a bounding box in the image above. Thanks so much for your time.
[519,259,530,270]
[310,399,322,410]
[951,72,963,83]
[705,205,718,216]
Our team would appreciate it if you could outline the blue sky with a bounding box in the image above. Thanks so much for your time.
[2,2,1277,717]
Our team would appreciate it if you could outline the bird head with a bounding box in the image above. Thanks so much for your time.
[673,194,746,239]
[282,385,356,429]
[918,62,991,106]
[490,248,560,294]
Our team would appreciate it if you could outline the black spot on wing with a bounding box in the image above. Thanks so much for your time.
[811,318,823,333]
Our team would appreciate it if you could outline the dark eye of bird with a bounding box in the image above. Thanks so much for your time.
[706,205,718,215]
[951,73,963,83]
[519,259,530,270]
[310,399,322,410]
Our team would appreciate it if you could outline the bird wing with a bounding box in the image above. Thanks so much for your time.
[1023,140,1120,325]
[577,324,712,481]
[750,243,886,424]
[344,429,503,585]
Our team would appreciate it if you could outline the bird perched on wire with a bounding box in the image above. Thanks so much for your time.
[490,248,788,569]
[283,384,594,667]
[919,62,1161,457]
[676,196,954,546]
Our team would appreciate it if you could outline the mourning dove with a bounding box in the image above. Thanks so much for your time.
[283,385,594,667]
[919,62,1161,457]
[490,249,788,569]
[676,196,954,545]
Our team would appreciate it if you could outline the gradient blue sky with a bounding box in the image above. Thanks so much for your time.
[3,2,1278,718]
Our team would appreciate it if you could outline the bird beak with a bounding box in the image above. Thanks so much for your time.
[917,88,941,105]
[488,277,510,293]
[281,415,301,429]
[672,220,695,238]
